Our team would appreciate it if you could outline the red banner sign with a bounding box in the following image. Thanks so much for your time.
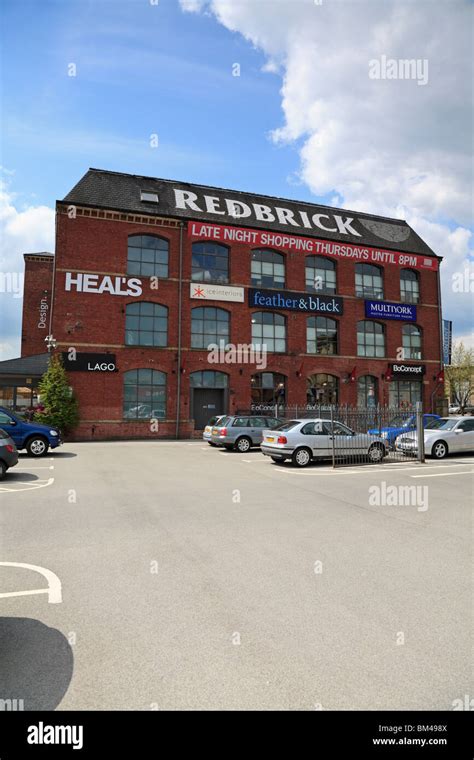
[188,221,439,271]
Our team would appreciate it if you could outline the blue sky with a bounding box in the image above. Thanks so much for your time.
[0,0,472,360]
[1,0,308,207]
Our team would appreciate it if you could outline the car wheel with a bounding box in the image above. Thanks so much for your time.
[0,461,6,480]
[235,436,251,453]
[26,436,49,457]
[292,447,312,468]
[368,443,385,463]
[431,440,448,459]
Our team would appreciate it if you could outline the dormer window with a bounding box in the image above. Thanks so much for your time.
[140,191,159,203]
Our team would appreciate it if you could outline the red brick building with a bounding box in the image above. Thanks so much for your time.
[16,168,445,439]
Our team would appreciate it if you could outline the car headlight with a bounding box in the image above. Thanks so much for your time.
[49,430,58,436]
[381,431,388,439]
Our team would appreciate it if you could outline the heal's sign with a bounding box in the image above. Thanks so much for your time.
[188,221,438,271]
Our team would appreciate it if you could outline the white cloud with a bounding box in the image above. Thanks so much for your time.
[0,177,55,360]
[180,0,473,340]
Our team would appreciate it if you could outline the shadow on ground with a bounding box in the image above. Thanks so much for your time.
[0,618,73,710]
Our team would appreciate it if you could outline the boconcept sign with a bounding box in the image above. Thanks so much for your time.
[65,272,142,296]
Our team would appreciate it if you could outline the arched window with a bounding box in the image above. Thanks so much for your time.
[355,263,384,299]
[125,302,168,346]
[305,256,337,294]
[127,235,169,278]
[251,372,286,407]
[357,375,378,408]
[357,320,385,357]
[306,374,338,405]
[251,249,285,288]
[123,369,166,420]
[400,269,420,303]
[191,242,229,284]
[189,370,228,388]
[402,324,422,360]
[306,316,338,354]
[191,307,230,349]
[251,312,286,353]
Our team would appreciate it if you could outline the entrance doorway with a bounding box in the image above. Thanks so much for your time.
[192,388,226,430]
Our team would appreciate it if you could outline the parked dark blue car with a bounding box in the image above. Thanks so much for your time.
[368,414,441,448]
[0,407,62,457]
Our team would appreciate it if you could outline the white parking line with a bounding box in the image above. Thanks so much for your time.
[410,471,474,478]
[14,466,54,470]
[0,477,55,493]
[0,562,62,604]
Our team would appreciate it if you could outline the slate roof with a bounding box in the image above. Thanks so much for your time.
[61,168,438,258]
[0,353,49,376]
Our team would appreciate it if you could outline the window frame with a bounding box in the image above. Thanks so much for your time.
[251,311,287,353]
[191,241,230,285]
[355,263,384,300]
[356,320,386,358]
[250,248,286,289]
[125,301,168,348]
[305,255,337,295]
[127,234,169,279]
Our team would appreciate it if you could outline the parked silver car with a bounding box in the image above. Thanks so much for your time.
[202,415,226,445]
[395,416,474,458]
[261,418,388,467]
[210,415,283,452]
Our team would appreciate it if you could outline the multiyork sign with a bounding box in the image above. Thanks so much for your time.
[365,300,416,321]
[188,222,438,271]
[62,353,117,372]
[248,288,343,315]
[390,363,426,378]
[190,283,244,303]
[65,272,142,297]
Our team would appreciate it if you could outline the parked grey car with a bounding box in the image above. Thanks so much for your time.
[0,427,19,479]
[260,418,388,467]
[210,415,283,452]
[395,416,474,458]
[202,415,226,445]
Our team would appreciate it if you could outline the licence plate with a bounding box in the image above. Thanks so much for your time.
[212,428,218,434]
[266,436,275,442]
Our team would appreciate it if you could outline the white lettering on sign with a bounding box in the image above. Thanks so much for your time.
[392,364,424,374]
[65,273,142,297]
[37,296,48,329]
[174,189,362,237]
[87,362,116,372]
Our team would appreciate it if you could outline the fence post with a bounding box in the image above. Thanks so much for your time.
[416,401,425,463]
[330,405,336,468]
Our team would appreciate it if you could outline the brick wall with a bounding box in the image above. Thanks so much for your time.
[46,206,444,440]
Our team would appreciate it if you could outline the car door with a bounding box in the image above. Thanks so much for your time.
[0,411,21,447]
[247,417,268,444]
[454,418,474,451]
[306,421,330,458]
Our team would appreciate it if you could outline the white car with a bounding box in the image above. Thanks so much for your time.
[395,416,474,459]
[449,404,460,414]
[261,418,387,467]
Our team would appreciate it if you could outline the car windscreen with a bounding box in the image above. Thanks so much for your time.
[273,421,300,432]
[215,416,230,427]
[388,416,413,427]
[207,416,223,426]
[425,418,447,429]
[433,419,459,431]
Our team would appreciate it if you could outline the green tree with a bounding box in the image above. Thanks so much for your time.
[445,341,474,414]
[34,354,79,434]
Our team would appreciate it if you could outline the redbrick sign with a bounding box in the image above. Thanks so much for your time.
[188,221,438,271]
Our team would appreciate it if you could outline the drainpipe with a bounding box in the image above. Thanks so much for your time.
[435,257,444,414]
[175,222,185,439]
[47,205,60,343]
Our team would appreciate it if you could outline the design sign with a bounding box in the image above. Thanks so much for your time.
[248,288,343,315]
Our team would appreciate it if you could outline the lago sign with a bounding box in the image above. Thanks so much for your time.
[62,353,117,372]
[248,288,343,315]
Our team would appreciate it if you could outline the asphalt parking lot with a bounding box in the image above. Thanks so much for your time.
[0,441,472,710]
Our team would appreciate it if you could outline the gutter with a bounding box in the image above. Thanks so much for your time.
[175,222,185,438]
